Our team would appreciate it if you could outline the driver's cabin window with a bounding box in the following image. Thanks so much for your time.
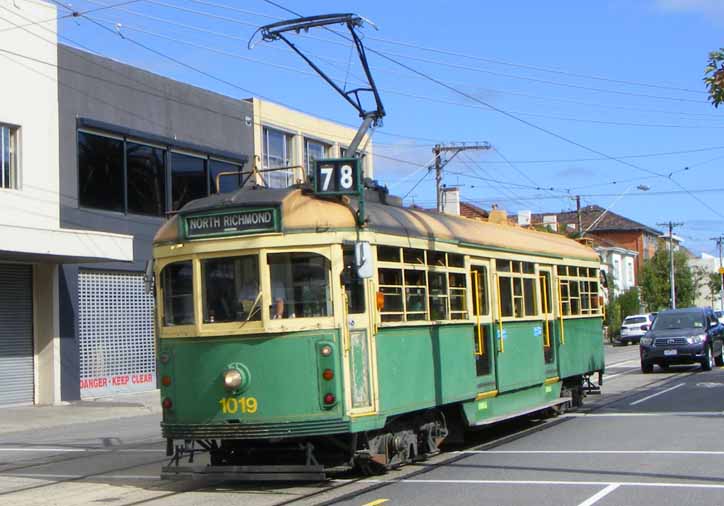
[268,252,331,319]
[342,246,365,314]
[161,261,194,326]
[201,254,260,323]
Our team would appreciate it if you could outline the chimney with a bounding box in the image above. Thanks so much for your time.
[517,210,531,227]
[441,187,461,216]
[543,215,558,232]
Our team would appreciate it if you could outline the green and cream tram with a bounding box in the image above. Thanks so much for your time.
[153,185,604,479]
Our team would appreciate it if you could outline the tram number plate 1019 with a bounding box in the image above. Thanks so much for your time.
[219,396,258,414]
[314,158,361,196]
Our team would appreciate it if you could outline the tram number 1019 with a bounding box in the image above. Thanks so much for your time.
[314,158,361,195]
[219,396,258,414]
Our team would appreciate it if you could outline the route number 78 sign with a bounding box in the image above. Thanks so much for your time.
[313,158,362,196]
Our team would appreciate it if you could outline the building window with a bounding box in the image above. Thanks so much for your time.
[304,138,329,177]
[171,152,207,211]
[127,142,166,216]
[1,124,19,189]
[78,131,124,211]
[78,128,245,216]
[209,159,243,194]
[262,127,293,188]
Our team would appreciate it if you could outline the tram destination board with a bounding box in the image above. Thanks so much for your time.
[314,158,362,196]
[183,207,280,239]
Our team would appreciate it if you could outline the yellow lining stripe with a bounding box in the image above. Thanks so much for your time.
[544,376,560,385]
[475,390,498,401]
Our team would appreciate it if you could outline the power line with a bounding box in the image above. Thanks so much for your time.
[0,0,144,33]
[80,0,724,121]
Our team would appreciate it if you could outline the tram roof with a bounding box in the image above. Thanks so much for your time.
[155,187,599,262]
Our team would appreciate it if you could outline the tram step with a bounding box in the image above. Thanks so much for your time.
[161,464,326,482]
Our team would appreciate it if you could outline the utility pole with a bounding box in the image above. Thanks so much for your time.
[658,221,683,309]
[576,195,582,236]
[710,236,724,311]
[433,143,491,212]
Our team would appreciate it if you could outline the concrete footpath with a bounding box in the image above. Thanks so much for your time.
[0,390,162,435]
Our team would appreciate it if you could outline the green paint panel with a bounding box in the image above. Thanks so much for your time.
[495,321,546,393]
[158,330,344,425]
[463,382,562,425]
[556,317,605,378]
[375,324,477,415]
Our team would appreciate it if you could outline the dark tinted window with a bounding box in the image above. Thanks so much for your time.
[172,152,207,210]
[652,312,705,330]
[209,159,243,194]
[78,131,124,211]
[342,247,365,314]
[162,261,194,326]
[201,255,260,323]
[127,142,166,216]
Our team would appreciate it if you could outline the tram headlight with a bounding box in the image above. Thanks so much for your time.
[223,369,243,390]
[320,345,333,357]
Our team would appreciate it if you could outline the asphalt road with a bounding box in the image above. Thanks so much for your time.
[3,344,724,505]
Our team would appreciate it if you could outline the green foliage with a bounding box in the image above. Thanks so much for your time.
[704,48,724,108]
[708,272,722,305]
[639,246,695,311]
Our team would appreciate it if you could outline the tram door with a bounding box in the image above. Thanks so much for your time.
[341,246,377,415]
[470,262,497,392]
[539,266,559,379]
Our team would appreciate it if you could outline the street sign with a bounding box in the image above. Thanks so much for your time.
[313,158,362,196]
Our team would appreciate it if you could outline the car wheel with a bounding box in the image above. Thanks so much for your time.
[641,360,653,374]
[702,345,714,371]
[715,346,724,367]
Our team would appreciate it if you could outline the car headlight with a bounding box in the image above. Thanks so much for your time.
[640,337,653,346]
[686,334,706,344]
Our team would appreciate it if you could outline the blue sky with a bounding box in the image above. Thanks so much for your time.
[47,0,724,254]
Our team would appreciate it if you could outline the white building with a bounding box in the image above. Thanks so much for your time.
[0,0,133,406]
[689,253,723,311]
[594,241,638,298]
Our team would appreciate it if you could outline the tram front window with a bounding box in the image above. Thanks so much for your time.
[161,261,194,326]
[202,255,260,323]
[268,252,331,319]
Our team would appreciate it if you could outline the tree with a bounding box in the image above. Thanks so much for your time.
[707,272,722,307]
[704,48,724,108]
[605,287,641,341]
[639,247,695,311]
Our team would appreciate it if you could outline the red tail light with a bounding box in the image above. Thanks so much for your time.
[322,369,334,381]
[161,375,172,386]
[162,397,173,409]
[323,393,335,405]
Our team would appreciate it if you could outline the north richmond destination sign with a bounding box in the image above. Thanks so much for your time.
[184,208,279,238]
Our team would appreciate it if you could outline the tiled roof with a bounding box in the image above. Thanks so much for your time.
[460,202,489,220]
[531,205,662,235]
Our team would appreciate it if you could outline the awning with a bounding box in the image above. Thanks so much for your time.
[0,224,133,263]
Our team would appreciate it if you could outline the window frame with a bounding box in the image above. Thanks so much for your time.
[0,123,20,190]
[556,264,603,318]
[495,259,539,321]
[77,126,246,216]
[376,246,469,325]
[303,137,330,178]
[262,126,295,188]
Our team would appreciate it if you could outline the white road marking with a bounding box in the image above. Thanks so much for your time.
[606,359,639,368]
[455,450,724,455]
[629,383,686,406]
[577,483,620,506]
[563,411,724,417]
[0,473,160,480]
[0,448,164,453]
[357,479,724,489]
[602,370,635,380]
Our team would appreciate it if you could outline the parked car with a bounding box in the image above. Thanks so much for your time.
[617,313,655,345]
[639,307,724,373]
[715,310,724,325]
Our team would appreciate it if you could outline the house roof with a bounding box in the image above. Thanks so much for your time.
[459,202,489,220]
[532,205,662,236]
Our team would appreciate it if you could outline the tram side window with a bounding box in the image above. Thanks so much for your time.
[161,261,194,326]
[496,259,538,319]
[557,265,602,317]
[268,252,331,319]
[428,272,449,320]
[201,255,260,323]
[342,247,365,314]
[471,265,490,316]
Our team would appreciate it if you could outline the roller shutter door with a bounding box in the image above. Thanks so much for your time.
[0,264,34,406]
[78,270,156,398]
